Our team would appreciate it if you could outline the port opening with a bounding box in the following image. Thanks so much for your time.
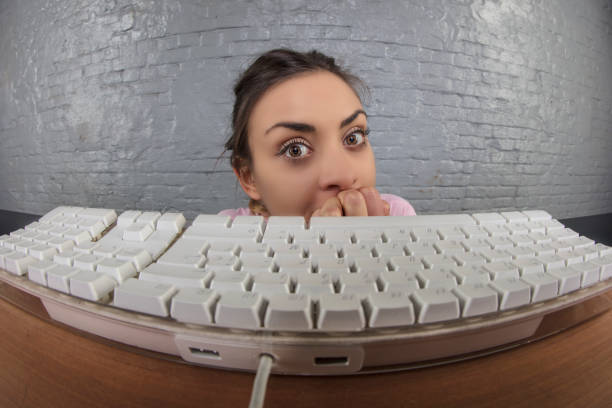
[314,356,349,366]
[189,347,221,359]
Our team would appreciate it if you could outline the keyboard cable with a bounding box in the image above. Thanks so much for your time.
[248,353,275,408]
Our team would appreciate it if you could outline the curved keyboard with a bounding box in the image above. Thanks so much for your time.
[1,206,611,374]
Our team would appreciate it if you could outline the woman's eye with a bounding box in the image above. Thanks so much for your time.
[344,129,366,146]
[282,142,311,159]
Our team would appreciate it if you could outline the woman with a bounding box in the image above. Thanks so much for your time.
[220,48,416,220]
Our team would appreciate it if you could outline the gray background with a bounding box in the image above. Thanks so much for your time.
[1,0,611,220]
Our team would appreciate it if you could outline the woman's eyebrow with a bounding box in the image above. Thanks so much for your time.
[265,109,367,135]
[339,109,367,128]
[265,122,315,135]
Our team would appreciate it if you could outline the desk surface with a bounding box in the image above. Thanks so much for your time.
[1,209,612,407]
[1,290,612,408]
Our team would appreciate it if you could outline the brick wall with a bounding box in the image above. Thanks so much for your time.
[1,0,611,220]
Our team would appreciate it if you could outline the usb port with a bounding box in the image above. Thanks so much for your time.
[189,347,221,359]
[314,356,349,366]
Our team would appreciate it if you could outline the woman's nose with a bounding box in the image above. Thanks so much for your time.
[317,148,357,191]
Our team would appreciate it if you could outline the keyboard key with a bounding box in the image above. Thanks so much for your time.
[114,278,178,317]
[47,265,81,293]
[27,260,58,286]
[96,258,137,282]
[565,237,594,250]
[483,261,520,280]
[547,267,581,295]
[156,213,186,232]
[317,293,365,331]
[4,253,37,276]
[451,265,491,284]
[215,291,265,329]
[135,211,161,228]
[380,270,420,292]
[512,258,545,276]
[251,272,291,295]
[570,262,600,288]
[536,254,566,271]
[453,283,498,317]
[472,212,507,225]
[118,210,142,226]
[417,268,457,289]
[411,288,460,323]
[140,263,211,288]
[338,272,380,296]
[63,228,92,245]
[489,278,531,310]
[70,271,117,302]
[294,273,336,297]
[521,273,559,302]
[421,254,457,268]
[170,287,218,325]
[364,291,415,328]
[28,244,58,261]
[209,271,251,292]
[264,293,313,331]
[591,255,612,280]
[115,247,153,272]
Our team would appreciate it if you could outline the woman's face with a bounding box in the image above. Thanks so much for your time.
[239,70,376,219]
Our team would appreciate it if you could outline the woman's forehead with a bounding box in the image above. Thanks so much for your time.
[249,71,364,132]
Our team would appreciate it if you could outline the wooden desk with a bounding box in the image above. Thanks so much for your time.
[1,288,611,408]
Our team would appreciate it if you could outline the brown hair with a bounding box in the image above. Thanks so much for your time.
[223,48,368,215]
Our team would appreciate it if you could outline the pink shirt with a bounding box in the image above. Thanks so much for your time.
[217,194,416,218]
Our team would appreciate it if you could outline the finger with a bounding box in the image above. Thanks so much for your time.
[337,189,368,217]
[359,187,386,216]
[383,200,390,216]
[316,196,343,217]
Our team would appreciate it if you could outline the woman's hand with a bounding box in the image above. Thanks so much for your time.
[311,187,390,218]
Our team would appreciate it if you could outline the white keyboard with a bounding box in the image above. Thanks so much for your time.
[1,206,611,374]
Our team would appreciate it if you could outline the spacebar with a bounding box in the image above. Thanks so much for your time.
[309,214,477,229]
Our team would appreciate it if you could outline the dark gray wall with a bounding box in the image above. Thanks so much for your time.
[1,0,611,220]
